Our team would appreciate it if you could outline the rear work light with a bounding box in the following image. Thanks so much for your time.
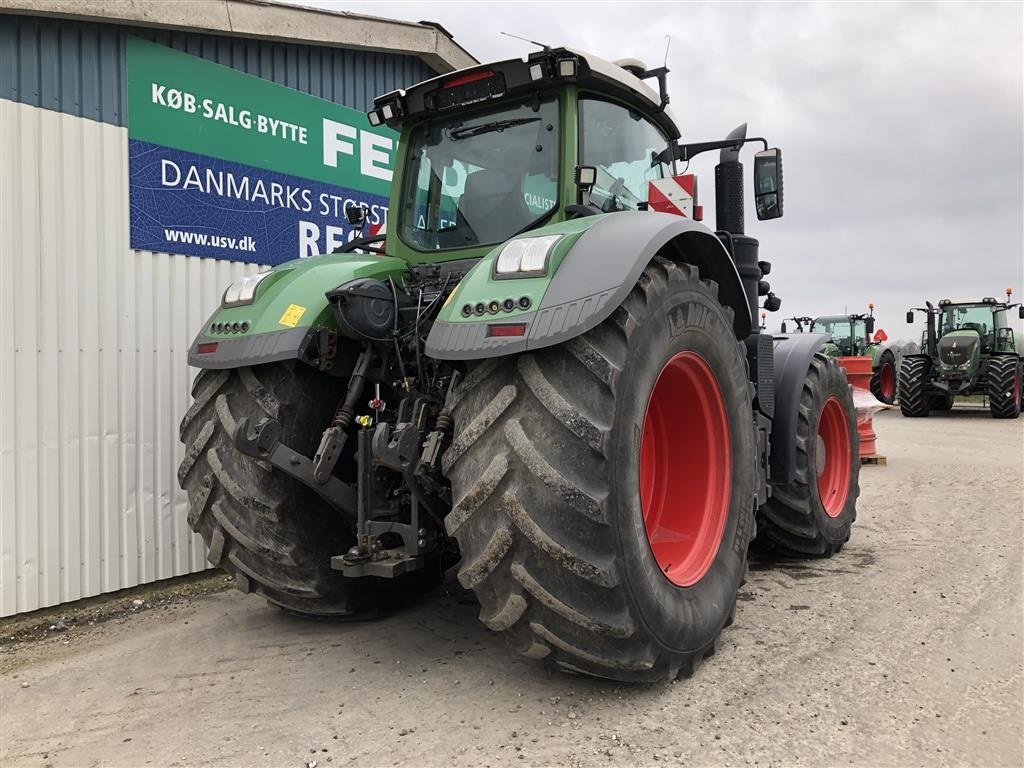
[487,323,527,338]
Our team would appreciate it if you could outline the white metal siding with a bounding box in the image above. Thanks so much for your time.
[0,98,258,616]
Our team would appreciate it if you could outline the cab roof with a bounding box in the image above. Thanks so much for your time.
[369,46,681,141]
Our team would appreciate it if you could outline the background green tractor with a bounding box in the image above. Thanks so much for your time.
[179,48,860,682]
[900,292,1024,418]
[780,306,897,404]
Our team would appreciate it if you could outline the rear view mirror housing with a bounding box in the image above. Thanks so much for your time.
[780,321,788,333]
[1019,306,1024,320]
[865,317,876,335]
[906,311,915,324]
[753,148,783,221]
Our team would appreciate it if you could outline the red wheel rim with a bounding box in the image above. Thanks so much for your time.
[880,361,895,400]
[640,352,731,587]
[816,396,852,518]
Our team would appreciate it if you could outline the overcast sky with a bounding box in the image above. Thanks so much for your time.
[304,1,1022,337]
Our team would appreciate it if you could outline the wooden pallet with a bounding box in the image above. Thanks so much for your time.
[860,454,887,466]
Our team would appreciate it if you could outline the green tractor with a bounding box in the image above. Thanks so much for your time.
[900,292,1024,418]
[179,48,860,682]
[780,306,897,404]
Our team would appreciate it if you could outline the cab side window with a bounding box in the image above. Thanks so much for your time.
[579,97,672,212]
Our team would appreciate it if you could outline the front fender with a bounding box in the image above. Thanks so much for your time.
[426,211,750,360]
[187,252,407,369]
[770,333,833,485]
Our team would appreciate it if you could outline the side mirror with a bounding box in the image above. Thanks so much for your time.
[345,205,368,227]
[753,148,783,221]
[906,310,915,324]
[865,317,876,335]
[780,321,788,333]
[1018,306,1024,320]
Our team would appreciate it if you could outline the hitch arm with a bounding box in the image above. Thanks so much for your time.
[233,416,357,519]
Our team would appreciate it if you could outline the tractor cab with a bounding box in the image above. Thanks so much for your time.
[367,47,782,271]
[811,313,876,357]
[367,48,682,263]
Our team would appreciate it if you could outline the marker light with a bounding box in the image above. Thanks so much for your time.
[487,323,527,338]
[494,235,562,277]
[530,63,544,81]
[223,270,271,307]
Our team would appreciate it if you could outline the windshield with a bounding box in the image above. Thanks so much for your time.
[811,318,866,354]
[939,305,993,338]
[398,96,559,251]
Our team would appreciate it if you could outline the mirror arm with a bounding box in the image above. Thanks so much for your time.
[657,136,769,165]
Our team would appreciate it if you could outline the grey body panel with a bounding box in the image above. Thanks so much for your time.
[769,332,832,486]
[426,211,750,360]
[187,327,311,369]
[426,316,533,357]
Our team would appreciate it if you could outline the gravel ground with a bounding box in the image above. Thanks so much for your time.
[2,408,1022,768]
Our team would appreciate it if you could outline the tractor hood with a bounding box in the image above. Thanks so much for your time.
[937,330,981,373]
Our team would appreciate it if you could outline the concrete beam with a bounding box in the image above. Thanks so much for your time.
[0,0,478,73]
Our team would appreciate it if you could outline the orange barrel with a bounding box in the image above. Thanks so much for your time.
[835,356,877,457]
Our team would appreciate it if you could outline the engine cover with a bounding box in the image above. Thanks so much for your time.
[938,332,979,370]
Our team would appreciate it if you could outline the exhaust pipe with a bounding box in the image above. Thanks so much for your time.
[715,123,747,236]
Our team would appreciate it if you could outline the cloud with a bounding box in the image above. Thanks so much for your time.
[302,0,1023,336]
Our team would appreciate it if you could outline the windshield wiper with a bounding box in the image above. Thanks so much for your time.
[448,117,540,140]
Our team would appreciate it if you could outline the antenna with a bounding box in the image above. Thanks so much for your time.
[500,31,552,52]
[663,35,671,68]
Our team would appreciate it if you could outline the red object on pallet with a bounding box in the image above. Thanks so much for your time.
[836,356,877,457]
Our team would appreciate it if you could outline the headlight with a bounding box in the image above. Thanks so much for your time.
[494,235,562,278]
[223,270,271,307]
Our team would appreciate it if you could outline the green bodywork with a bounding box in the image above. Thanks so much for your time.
[202,253,408,337]
[433,216,599,323]
[195,87,604,344]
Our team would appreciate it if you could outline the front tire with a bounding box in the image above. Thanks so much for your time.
[988,356,1022,419]
[754,355,860,557]
[870,350,897,404]
[898,356,931,417]
[443,259,756,682]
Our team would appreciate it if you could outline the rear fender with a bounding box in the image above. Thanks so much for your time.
[867,342,895,368]
[769,333,833,485]
[187,253,407,369]
[426,211,751,360]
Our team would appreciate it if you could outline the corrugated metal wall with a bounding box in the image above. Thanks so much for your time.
[0,13,438,616]
[1,99,259,615]
[0,14,435,125]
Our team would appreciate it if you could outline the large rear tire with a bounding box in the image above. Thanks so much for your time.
[869,350,897,404]
[754,355,860,558]
[987,356,1022,419]
[898,356,931,417]
[443,259,756,682]
[178,363,430,618]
